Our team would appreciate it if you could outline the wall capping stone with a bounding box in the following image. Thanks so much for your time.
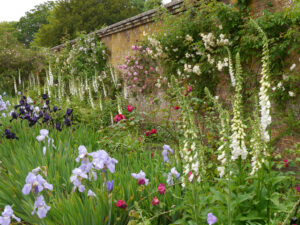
[51,0,184,51]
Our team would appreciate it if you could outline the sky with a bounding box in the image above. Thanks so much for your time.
[0,0,172,22]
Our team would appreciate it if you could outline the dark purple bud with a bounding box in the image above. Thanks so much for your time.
[39,111,43,118]
[64,117,71,127]
[53,106,58,112]
[106,180,114,192]
[66,108,73,116]
[56,123,62,131]
[46,100,50,105]
[42,94,47,100]
[11,112,17,119]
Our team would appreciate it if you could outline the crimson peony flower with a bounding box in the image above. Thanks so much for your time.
[151,152,154,158]
[174,106,180,110]
[157,183,166,195]
[114,114,125,123]
[116,200,127,209]
[283,159,289,168]
[151,129,157,134]
[127,105,134,112]
[152,196,160,206]
[145,131,151,136]
[138,178,146,186]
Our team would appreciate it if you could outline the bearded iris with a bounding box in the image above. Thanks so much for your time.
[22,172,53,195]
[131,170,149,186]
[31,195,51,219]
[167,167,180,185]
[0,205,20,225]
[162,145,174,163]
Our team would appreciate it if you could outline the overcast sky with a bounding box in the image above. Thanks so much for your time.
[0,0,172,22]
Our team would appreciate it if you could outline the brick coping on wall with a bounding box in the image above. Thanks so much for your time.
[51,0,184,51]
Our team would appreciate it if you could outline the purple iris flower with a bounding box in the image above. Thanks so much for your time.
[64,117,71,126]
[22,172,53,195]
[4,129,18,140]
[167,167,180,185]
[207,213,217,225]
[11,112,17,119]
[0,205,21,225]
[162,145,174,163]
[88,150,118,173]
[56,123,62,131]
[42,94,47,100]
[53,106,58,112]
[66,108,73,116]
[46,100,50,105]
[31,195,50,219]
[106,180,114,192]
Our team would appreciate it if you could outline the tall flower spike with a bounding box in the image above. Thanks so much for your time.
[229,53,248,161]
[226,47,236,87]
[251,19,272,143]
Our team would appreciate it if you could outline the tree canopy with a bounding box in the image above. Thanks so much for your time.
[33,0,161,47]
[17,1,54,47]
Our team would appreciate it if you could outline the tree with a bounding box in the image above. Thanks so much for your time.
[0,22,45,93]
[143,0,162,11]
[33,0,144,47]
[17,1,54,46]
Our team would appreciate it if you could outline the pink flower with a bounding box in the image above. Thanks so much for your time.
[125,56,129,60]
[135,61,139,65]
[127,105,134,112]
[187,86,193,93]
[116,200,127,209]
[145,71,149,75]
[123,65,127,69]
[150,67,155,72]
[283,159,289,168]
[114,114,125,123]
[174,106,180,110]
[138,178,145,185]
[152,196,160,205]
[134,77,138,82]
[145,131,151,136]
[133,72,138,76]
[296,186,300,192]
[132,45,136,50]
[157,183,166,195]
[151,129,157,134]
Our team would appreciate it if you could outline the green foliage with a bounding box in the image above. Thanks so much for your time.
[17,1,54,46]
[0,22,46,94]
[33,0,144,47]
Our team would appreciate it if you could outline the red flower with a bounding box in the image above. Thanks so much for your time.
[151,152,154,158]
[114,114,125,123]
[145,131,151,136]
[116,200,127,209]
[127,105,134,112]
[157,183,166,195]
[138,178,146,186]
[187,86,193,92]
[283,159,289,168]
[174,106,180,110]
[151,129,157,134]
[152,196,160,205]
